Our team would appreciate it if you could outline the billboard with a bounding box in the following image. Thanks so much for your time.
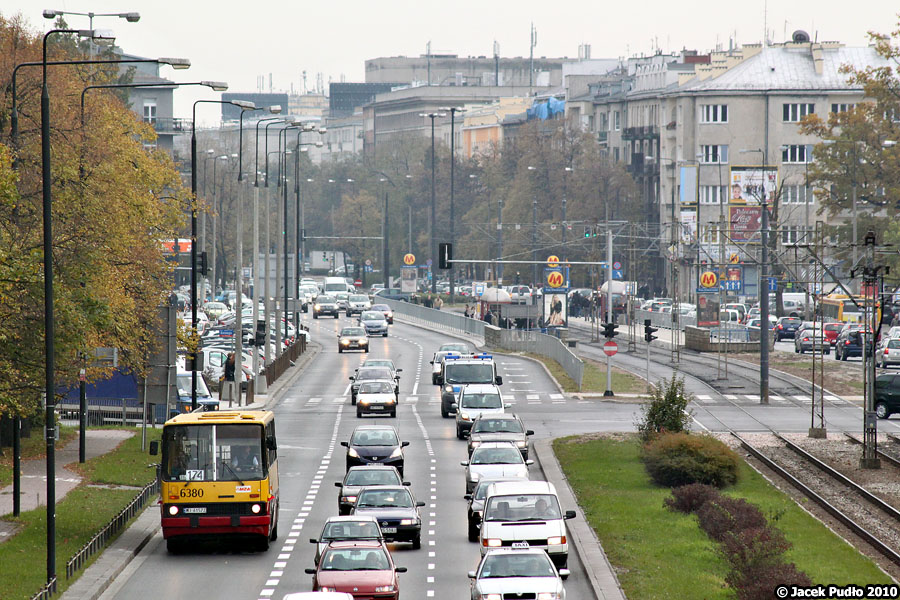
[680,166,698,205]
[543,293,567,327]
[697,294,720,328]
[729,206,763,242]
[680,212,697,244]
[400,266,417,293]
[729,166,778,205]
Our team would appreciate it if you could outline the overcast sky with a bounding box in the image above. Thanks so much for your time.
[8,1,900,125]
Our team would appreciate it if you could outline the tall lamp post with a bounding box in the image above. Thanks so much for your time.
[419,111,445,293]
[440,106,465,303]
[40,25,116,589]
[294,131,325,328]
[527,166,539,287]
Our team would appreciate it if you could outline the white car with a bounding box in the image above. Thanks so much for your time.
[469,548,568,600]
[346,294,372,316]
[453,384,507,439]
[355,380,398,418]
[461,442,532,494]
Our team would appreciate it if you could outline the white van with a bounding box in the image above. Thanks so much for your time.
[480,480,576,569]
[323,276,352,295]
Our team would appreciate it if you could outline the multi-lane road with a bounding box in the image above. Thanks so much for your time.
[101,316,613,600]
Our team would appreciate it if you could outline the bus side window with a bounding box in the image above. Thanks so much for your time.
[266,421,277,465]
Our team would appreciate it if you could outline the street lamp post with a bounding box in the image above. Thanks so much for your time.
[562,167,573,261]
[40,25,116,588]
[441,106,466,303]
[527,166,538,287]
[740,148,769,404]
[419,112,445,293]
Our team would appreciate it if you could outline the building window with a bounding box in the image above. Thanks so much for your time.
[783,103,815,122]
[783,184,811,204]
[700,104,728,123]
[614,147,620,162]
[700,145,728,164]
[700,185,728,204]
[782,144,812,164]
[614,111,620,131]
[781,225,812,245]
[831,103,856,114]
[143,100,157,124]
[699,224,719,244]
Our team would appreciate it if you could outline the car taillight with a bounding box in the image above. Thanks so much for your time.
[845,340,851,345]
[777,324,782,329]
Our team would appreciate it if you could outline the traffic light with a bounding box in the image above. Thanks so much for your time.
[199,251,209,276]
[439,242,452,269]
[644,319,658,343]
[322,251,327,261]
[583,225,592,238]
[603,322,619,339]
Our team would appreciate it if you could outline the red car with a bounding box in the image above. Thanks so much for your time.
[305,541,406,599]
[823,322,843,346]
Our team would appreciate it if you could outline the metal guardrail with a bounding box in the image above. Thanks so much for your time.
[382,298,486,339]
[264,331,308,385]
[383,299,584,390]
[65,479,160,580]
[634,308,697,330]
[29,578,56,600]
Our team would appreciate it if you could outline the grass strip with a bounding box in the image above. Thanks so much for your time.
[553,435,890,599]
[0,425,77,488]
[525,353,643,394]
[1,427,160,600]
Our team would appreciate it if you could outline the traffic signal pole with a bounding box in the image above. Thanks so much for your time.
[606,229,613,397]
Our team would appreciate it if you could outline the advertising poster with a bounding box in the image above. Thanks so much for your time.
[680,211,697,244]
[680,166,698,205]
[400,266,417,293]
[729,166,778,205]
[697,294,720,328]
[729,206,763,242]
[726,266,743,283]
[543,293,567,328]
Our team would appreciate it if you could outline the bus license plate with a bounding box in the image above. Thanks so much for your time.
[381,527,397,533]
[183,507,206,514]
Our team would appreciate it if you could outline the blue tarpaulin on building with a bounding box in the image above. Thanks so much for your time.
[527,97,566,120]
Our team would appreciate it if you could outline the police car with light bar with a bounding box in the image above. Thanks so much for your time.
[439,353,502,418]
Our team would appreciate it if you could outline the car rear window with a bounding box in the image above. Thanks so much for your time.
[824,323,842,331]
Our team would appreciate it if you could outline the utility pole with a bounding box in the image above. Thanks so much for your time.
[497,198,504,282]
[605,228,613,396]
[861,230,880,468]
[529,23,536,93]
[383,189,390,291]
[759,191,770,405]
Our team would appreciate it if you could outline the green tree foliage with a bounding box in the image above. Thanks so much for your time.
[0,13,188,418]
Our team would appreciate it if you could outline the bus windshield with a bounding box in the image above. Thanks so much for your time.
[162,423,264,482]
[444,363,494,384]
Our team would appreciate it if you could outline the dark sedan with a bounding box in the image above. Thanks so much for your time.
[336,465,407,515]
[464,478,526,542]
[351,485,425,548]
[313,295,340,319]
[370,303,393,324]
[342,425,409,477]
[774,316,802,341]
[467,413,534,459]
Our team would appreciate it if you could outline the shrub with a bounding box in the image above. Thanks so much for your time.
[665,483,722,514]
[697,497,767,542]
[718,526,791,571]
[727,561,812,600]
[636,376,694,441]
[642,432,740,488]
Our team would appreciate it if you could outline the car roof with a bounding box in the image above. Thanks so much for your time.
[324,540,386,550]
[472,441,519,449]
[461,384,501,394]
[487,480,556,495]
[347,465,400,473]
[482,547,555,558]
[473,412,519,421]
[352,424,398,432]
[324,515,380,524]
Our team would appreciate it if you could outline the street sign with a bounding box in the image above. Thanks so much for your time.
[546,271,565,288]
[603,340,618,356]
[767,277,777,292]
[547,255,559,267]
[729,253,740,264]
[612,269,624,280]
[403,253,415,266]
[700,271,718,288]
[365,259,372,266]
[426,258,433,267]
[354,279,362,286]
[612,261,622,270]
[724,280,742,292]
[364,265,373,273]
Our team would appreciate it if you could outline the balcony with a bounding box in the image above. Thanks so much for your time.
[622,125,660,140]
[144,117,192,134]
[597,131,608,144]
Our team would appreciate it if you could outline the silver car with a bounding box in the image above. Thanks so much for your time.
[468,548,568,599]
[461,442,532,495]
[878,338,900,368]
[308,515,383,564]
[359,311,389,337]
[346,294,372,316]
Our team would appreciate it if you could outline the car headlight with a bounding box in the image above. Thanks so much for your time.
[340,339,350,345]
[470,472,481,481]
[385,397,395,404]
[547,535,566,545]
[482,538,502,547]
[515,440,527,448]
[347,448,359,458]
[314,304,321,310]
[460,412,471,421]
[444,385,453,394]
[359,397,370,404]
[359,338,368,345]
[389,447,403,459]
[344,495,357,503]
[469,441,481,449]
[399,518,416,525]
[375,586,395,593]
[537,593,561,600]
[319,587,336,593]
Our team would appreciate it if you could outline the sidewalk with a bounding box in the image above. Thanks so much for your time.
[0,429,134,538]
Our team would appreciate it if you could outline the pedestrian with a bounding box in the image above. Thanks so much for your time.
[222,352,236,405]
[434,296,443,310]
[464,305,471,318]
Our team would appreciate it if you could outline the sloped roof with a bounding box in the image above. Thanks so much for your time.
[679,45,888,93]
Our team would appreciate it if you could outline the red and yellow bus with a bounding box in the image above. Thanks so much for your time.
[150,410,279,552]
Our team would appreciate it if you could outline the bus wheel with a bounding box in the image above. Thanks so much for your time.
[166,538,183,554]
[257,535,270,552]
[270,521,278,542]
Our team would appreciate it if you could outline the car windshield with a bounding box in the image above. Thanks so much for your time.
[321,520,382,540]
[363,360,393,369]
[341,328,366,337]
[461,392,502,409]
[444,363,494,384]
[350,429,399,446]
[356,488,413,508]
[350,295,369,302]
[361,312,384,321]
[345,469,400,487]
[357,368,392,381]
[162,423,264,482]
[472,419,523,434]
[484,494,562,522]
[371,304,390,311]
[358,381,395,394]
[479,552,557,578]
[317,296,336,303]
[440,344,469,353]
[320,548,390,571]
[471,447,523,465]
